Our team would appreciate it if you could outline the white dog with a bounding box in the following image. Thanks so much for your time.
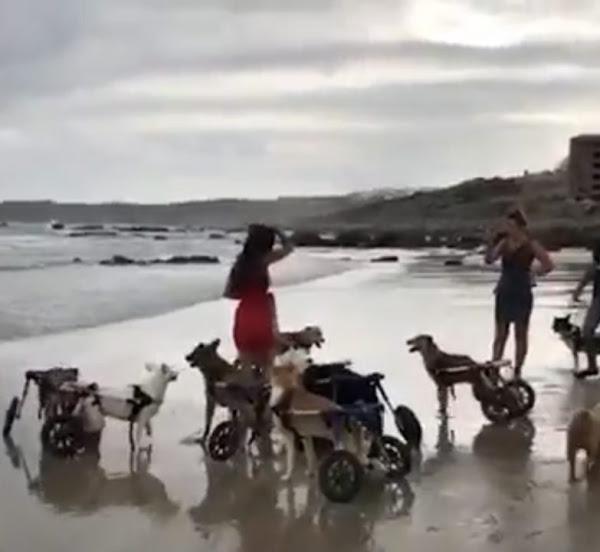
[96,363,178,452]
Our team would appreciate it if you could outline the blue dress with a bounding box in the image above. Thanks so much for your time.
[494,242,535,324]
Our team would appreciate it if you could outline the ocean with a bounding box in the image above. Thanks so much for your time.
[0,223,352,342]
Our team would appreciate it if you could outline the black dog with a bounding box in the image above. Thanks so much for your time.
[552,315,600,376]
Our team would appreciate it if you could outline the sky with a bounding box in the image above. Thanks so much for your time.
[1,0,600,202]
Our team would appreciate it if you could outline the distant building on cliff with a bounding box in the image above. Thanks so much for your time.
[568,134,600,200]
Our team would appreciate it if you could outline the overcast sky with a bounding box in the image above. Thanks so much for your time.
[1,0,599,202]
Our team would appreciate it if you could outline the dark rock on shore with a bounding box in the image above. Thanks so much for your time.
[291,229,485,250]
[115,225,170,233]
[371,255,399,263]
[99,254,219,266]
[72,224,105,231]
[100,255,136,266]
[69,230,119,237]
[444,258,464,266]
[162,255,219,265]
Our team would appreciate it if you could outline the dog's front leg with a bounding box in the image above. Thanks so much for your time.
[128,422,135,451]
[282,431,296,481]
[437,385,449,417]
[202,389,216,444]
[303,437,317,477]
[135,410,151,452]
[574,350,580,372]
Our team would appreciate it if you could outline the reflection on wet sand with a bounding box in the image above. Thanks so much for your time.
[189,454,415,552]
[3,436,179,519]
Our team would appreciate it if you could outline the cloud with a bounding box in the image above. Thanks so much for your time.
[0,0,599,201]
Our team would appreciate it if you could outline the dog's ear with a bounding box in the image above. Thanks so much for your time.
[209,338,220,351]
[566,314,571,322]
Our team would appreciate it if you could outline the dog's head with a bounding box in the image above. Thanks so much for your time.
[185,339,221,369]
[406,334,436,354]
[144,362,179,382]
[280,326,325,353]
[552,315,573,333]
[297,326,324,349]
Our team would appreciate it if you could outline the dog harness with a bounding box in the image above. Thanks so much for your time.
[126,385,156,422]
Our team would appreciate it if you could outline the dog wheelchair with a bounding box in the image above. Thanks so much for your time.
[205,379,271,462]
[298,367,420,503]
[432,359,535,423]
[3,367,98,457]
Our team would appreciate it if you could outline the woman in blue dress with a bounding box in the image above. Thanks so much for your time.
[485,208,554,378]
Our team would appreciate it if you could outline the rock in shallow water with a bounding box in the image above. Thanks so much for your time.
[99,254,219,266]
[371,255,399,263]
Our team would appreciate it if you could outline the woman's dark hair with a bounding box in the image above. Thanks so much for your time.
[227,224,275,296]
[507,207,527,228]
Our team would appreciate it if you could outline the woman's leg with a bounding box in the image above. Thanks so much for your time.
[513,293,533,378]
[514,319,530,378]
[492,320,510,362]
[493,292,510,361]
[578,298,600,377]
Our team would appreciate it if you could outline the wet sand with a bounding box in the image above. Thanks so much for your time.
[2,250,600,551]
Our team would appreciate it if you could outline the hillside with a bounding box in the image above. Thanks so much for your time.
[308,170,594,228]
[292,169,600,248]
[0,189,417,228]
[0,196,348,228]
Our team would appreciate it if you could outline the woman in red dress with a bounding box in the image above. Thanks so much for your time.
[224,224,294,371]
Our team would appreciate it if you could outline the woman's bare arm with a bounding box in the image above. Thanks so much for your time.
[531,240,554,276]
[265,228,294,265]
[484,236,505,265]
[572,264,595,301]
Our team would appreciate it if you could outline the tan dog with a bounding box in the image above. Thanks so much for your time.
[567,403,600,482]
[269,349,368,481]
[407,334,477,415]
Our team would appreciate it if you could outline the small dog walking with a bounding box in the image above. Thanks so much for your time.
[552,314,600,376]
[567,403,600,482]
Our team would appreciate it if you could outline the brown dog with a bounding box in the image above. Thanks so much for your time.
[567,404,600,482]
[406,334,477,415]
[185,326,324,443]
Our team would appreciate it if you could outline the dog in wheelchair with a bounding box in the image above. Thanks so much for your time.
[406,334,477,415]
[269,348,370,481]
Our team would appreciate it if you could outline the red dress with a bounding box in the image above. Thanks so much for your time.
[233,268,276,358]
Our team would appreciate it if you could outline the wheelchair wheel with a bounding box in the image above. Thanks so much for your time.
[41,415,84,458]
[379,435,411,478]
[393,405,423,450]
[504,380,536,416]
[207,421,240,461]
[319,450,364,503]
[480,397,512,424]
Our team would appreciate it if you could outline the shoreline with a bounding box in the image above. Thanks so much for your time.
[291,223,600,251]
[0,254,596,551]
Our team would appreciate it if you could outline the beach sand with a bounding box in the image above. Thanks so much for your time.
[1,253,600,552]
